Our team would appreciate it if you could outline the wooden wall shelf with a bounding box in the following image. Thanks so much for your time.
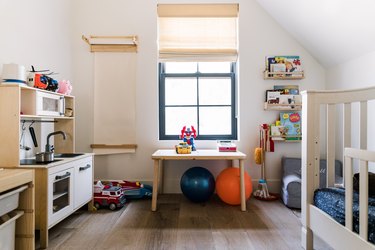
[264,71,304,80]
[90,144,137,155]
[264,102,302,111]
[82,35,138,53]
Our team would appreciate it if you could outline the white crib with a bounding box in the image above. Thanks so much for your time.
[301,86,375,250]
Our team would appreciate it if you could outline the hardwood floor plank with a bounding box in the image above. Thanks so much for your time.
[41,195,331,250]
[176,196,215,250]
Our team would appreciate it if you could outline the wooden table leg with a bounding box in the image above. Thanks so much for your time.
[159,159,164,193]
[151,159,159,211]
[239,159,246,211]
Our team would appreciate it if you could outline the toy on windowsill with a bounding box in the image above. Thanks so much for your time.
[93,180,126,211]
[179,125,197,151]
[100,180,152,199]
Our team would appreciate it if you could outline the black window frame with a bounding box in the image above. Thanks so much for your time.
[158,62,238,140]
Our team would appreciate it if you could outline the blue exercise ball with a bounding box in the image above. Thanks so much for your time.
[180,166,215,203]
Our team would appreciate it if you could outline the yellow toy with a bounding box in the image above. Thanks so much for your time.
[175,142,192,154]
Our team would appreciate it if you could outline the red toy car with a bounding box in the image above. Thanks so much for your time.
[93,180,126,210]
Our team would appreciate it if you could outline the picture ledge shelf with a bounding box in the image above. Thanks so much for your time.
[264,102,302,111]
[82,35,138,53]
[90,144,137,155]
[264,70,304,80]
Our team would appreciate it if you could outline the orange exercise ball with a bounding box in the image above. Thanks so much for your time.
[216,168,252,205]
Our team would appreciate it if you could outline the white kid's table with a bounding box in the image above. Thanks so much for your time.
[151,149,247,211]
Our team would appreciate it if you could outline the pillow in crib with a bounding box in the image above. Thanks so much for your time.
[353,172,375,197]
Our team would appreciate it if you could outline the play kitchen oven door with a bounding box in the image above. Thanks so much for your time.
[36,91,65,116]
[48,168,73,226]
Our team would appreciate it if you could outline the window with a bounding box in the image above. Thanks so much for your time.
[159,62,237,140]
[157,4,239,140]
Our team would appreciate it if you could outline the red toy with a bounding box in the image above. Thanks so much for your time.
[100,180,152,199]
[179,125,197,151]
[93,180,126,210]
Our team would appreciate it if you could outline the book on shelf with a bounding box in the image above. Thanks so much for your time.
[279,111,301,140]
[265,56,303,77]
[265,85,301,105]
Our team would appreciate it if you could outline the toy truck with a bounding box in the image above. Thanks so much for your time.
[93,180,126,210]
[100,180,152,199]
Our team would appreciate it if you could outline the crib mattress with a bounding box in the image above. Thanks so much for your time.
[314,187,375,244]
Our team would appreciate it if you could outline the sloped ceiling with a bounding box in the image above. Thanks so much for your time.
[256,0,375,68]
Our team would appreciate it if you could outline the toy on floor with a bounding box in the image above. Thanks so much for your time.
[216,167,252,205]
[100,180,152,199]
[93,180,127,210]
[179,125,197,151]
[253,124,278,201]
[180,166,215,203]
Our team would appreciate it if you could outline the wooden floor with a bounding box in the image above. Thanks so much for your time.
[39,195,331,250]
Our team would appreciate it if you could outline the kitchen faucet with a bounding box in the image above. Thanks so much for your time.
[45,131,66,152]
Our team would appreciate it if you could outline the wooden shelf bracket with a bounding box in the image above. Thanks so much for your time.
[82,35,138,53]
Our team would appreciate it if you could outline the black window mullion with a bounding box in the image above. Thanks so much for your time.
[159,62,237,140]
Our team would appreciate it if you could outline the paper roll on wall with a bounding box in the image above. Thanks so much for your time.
[1,63,26,83]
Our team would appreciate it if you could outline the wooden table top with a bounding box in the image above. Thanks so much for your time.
[151,149,246,160]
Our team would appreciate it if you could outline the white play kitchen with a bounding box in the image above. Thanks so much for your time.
[0,84,93,249]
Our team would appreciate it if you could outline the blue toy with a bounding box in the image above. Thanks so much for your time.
[180,166,215,202]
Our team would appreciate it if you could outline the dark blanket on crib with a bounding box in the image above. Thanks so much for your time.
[314,187,375,244]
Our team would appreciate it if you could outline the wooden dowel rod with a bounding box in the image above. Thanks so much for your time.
[90,144,137,149]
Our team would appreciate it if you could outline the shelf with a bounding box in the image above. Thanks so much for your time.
[53,191,68,200]
[20,115,74,120]
[19,85,74,98]
[264,102,302,111]
[264,71,304,80]
[271,135,302,142]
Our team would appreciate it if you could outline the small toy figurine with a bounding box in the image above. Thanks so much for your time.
[179,125,197,151]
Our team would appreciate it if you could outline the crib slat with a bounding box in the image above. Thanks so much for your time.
[359,101,367,150]
[344,154,353,231]
[326,104,336,187]
[343,103,351,186]
[359,159,368,240]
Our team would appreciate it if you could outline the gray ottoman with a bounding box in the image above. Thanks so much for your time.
[281,157,343,209]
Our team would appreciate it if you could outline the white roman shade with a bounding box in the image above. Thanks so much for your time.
[157,4,239,62]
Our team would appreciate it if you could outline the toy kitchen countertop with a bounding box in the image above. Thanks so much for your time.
[19,153,94,168]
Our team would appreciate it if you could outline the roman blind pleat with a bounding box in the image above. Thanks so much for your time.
[157,4,239,62]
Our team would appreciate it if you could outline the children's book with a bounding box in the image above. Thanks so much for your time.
[265,56,303,77]
[279,112,301,140]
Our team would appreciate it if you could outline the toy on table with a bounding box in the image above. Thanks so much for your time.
[93,180,126,210]
[100,180,152,199]
[179,125,197,151]
[175,142,192,154]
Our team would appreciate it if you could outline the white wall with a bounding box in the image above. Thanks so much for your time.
[0,0,326,193]
[70,0,325,193]
[0,0,73,158]
[327,51,375,171]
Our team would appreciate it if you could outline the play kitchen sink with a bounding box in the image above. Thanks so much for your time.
[54,153,84,158]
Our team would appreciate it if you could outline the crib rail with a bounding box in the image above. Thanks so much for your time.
[301,86,375,250]
[344,147,375,241]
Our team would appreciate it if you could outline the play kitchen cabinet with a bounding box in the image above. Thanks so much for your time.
[0,84,75,167]
[32,155,93,249]
[0,85,93,248]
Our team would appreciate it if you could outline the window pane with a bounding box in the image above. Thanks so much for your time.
[165,62,197,73]
[165,78,197,105]
[165,107,197,135]
[199,107,231,135]
[199,78,231,105]
[198,62,231,73]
